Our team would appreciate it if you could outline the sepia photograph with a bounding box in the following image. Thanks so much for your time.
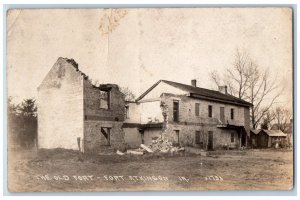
[6,7,294,192]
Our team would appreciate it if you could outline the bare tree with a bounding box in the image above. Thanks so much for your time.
[272,106,292,132]
[211,49,251,98]
[120,87,136,102]
[210,48,281,129]
[245,66,281,129]
[260,111,275,130]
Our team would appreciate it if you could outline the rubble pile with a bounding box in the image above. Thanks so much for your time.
[149,136,184,153]
[118,135,185,156]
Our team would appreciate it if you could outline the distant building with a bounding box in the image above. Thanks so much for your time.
[271,119,293,147]
[250,129,260,148]
[124,79,252,150]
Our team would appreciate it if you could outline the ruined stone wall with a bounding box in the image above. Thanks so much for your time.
[83,80,125,122]
[123,92,247,149]
[84,121,125,153]
[83,80,126,153]
[157,93,245,149]
[37,58,84,150]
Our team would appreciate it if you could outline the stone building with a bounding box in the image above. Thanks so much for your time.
[123,80,252,150]
[38,57,252,153]
[37,58,125,153]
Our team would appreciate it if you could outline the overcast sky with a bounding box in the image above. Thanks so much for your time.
[6,8,293,110]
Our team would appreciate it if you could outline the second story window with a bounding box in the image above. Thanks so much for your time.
[220,107,225,123]
[100,91,111,110]
[195,103,200,116]
[208,105,212,118]
[125,105,129,119]
[231,108,234,120]
[173,101,179,122]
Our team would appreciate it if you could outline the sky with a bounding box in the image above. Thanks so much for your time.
[6,8,293,110]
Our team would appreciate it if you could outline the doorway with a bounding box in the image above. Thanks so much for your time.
[208,131,214,150]
[101,127,111,145]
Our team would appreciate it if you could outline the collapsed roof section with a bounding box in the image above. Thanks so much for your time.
[64,57,120,91]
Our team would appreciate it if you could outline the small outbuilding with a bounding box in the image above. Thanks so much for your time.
[251,129,287,148]
[250,129,260,148]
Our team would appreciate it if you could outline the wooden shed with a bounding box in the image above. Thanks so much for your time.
[252,129,287,148]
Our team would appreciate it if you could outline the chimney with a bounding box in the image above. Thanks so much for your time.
[191,79,197,87]
[218,85,228,94]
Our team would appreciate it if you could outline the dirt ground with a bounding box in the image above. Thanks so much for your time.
[7,148,294,192]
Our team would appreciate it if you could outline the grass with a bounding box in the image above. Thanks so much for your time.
[7,148,294,192]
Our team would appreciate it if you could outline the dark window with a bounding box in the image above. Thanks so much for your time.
[208,105,212,118]
[231,132,235,143]
[231,108,234,120]
[220,107,225,123]
[100,91,111,109]
[140,130,144,144]
[195,131,204,149]
[208,131,213,150]
[195,103,200,116]
[101,127,111,145]
[173,101,179,122]
[195,131,204,148]
[125,106,129,119]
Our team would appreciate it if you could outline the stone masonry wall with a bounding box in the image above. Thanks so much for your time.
[83,80,126,153]
[123,92,248,150]
[159,93,245,149]
[84,121,125,154]
[83,80,125,121]
[37,58,84,150]
[164,123,240,149]
[161,93,247,127]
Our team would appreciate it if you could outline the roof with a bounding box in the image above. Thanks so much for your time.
[262,129,287,137]
[136,80,252,107]
[250,129,261,135]
[270,123,293,133]
[217,124,247,134]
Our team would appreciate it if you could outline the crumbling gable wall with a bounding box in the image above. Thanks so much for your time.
[37,58,84,150]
